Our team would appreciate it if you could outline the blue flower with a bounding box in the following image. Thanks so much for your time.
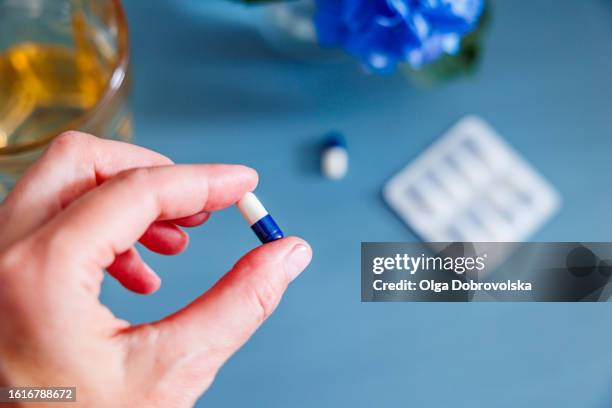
[314,0,484,73]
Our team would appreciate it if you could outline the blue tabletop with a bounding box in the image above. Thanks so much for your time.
[101,1,612,406]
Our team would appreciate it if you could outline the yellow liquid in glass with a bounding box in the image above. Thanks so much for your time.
[0,14,112,149]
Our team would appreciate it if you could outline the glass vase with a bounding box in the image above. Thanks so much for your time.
[257,0,343,63]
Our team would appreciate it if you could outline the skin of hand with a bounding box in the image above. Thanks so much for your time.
[0,132,312,407]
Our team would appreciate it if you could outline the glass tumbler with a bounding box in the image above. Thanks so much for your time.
[0,0,131,197]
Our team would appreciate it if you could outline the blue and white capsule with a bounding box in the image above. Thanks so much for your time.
[237,192,284,244]
[321,132,348,180]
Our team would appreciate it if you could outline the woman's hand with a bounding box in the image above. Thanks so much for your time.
[0,132,312,407]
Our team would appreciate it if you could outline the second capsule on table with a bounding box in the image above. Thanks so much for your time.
[321,132,348,180]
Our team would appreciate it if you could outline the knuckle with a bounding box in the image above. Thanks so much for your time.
[113,167,157,209]
[46,131,95,159]
[51,131,91,150]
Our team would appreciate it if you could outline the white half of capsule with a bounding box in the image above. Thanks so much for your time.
[322,146,349,180]
[237,192,269,226]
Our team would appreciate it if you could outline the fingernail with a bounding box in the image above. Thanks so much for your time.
[284,244,312,282]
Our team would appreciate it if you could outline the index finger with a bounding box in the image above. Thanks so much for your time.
[32,164,258,270]
[0,132,173,247]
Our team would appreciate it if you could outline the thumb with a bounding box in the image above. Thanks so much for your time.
[129,237,312,380]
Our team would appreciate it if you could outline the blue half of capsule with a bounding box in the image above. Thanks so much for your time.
[251,214,284,244]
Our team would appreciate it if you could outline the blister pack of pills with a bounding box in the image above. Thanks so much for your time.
[384,115,561,244]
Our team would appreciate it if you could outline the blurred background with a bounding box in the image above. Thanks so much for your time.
[3,0,612,406]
